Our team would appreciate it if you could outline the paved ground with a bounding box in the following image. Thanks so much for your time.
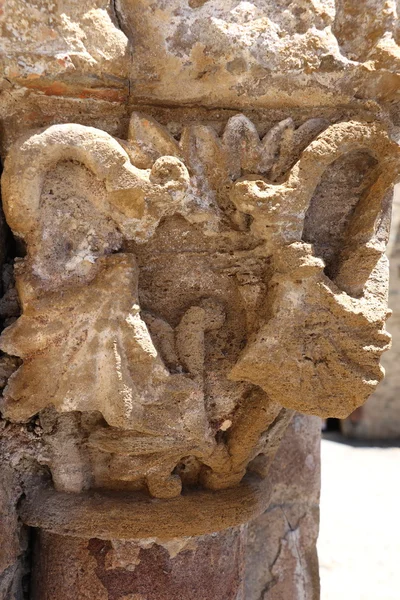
[318,436,400,600]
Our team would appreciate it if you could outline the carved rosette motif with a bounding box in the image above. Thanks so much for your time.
[0,114,399,529]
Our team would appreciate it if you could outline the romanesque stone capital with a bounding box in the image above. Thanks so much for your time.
[0,113,399,534]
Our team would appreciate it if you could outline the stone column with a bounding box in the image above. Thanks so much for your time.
[31,528,247,600]
[245,414,321,600]
[0,2,400,599]
[0,109,397,600]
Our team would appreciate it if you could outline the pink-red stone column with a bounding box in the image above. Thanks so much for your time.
[31,526,247,600]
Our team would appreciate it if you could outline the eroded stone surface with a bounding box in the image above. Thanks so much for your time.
[0,0,129,100]
[119,0,400,108]
[2,0,400,110]
[0,418,48,599]
[0,2,399,597]
[0,113,398,506]
[342,184,400,439]
[31,527,246,600]
[245,414,321,599]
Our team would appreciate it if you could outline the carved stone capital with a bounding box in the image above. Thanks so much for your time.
[1,113,399,534]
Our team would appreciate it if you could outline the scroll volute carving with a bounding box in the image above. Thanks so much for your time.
[0,114,399,499]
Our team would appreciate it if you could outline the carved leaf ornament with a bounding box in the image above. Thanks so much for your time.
[1,114,399,498]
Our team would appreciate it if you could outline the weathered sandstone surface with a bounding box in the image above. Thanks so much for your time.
[0,1,399,598]
[343,184,400,439]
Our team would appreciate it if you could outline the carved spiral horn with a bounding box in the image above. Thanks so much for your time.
[231,120,400,257]
[1,123,190,242]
